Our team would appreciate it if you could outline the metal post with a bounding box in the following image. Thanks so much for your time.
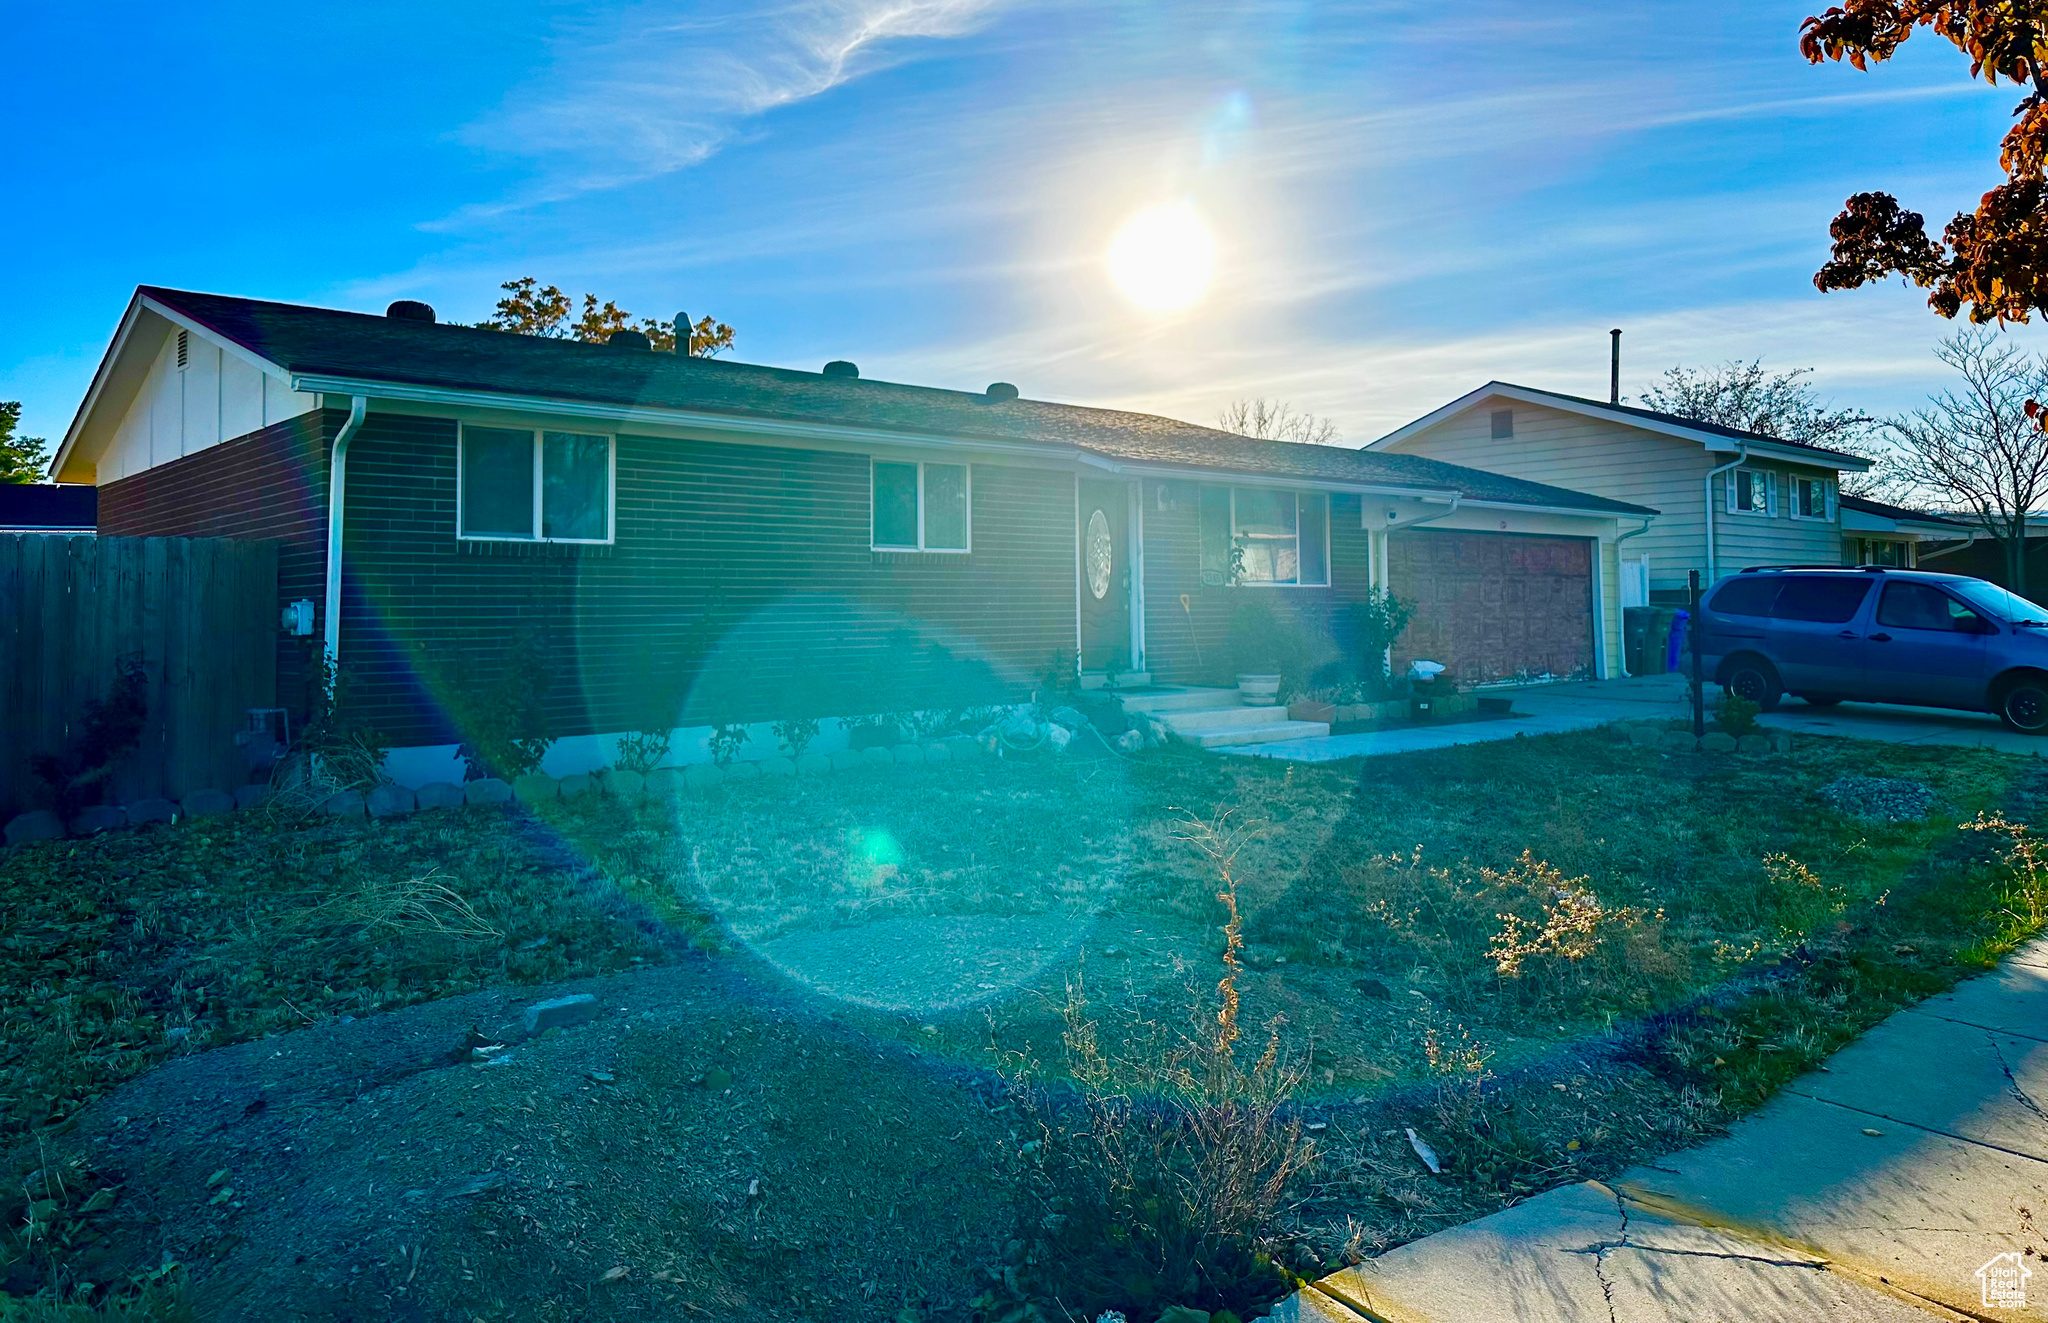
[1689,569,1705,739]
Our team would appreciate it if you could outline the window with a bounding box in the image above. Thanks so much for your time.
[1729,467,1776,516]
[1710,577,1780,617]
[1199,486,1331,586]
[1771,575,1871,623]
[871,460,969,552]
[459,425,613,542]
[1490,409,1514,440]
[1792,476,1832,520]
[1877,581,1983,632]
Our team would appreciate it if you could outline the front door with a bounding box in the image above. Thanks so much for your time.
[1077,479,1131,673]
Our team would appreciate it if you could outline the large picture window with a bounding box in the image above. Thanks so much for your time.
[1198,486,1330,586]
[459,425,613,543]
[871,460,970,552]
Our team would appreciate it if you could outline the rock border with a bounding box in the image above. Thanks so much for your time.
[1610,717,1791,757]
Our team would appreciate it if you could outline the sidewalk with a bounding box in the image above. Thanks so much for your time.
[1276,938,2048,1321]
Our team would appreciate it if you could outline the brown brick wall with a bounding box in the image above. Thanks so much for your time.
[1139,479,1374,686]
[95,410,334,718]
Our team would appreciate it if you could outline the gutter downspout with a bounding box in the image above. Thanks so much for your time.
[1913,530,1982,563]
[323,396,369,669]
[1702,443,1748,585]
[1615,516,1654,676]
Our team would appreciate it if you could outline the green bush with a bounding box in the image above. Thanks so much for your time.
[1713,691,1760,738]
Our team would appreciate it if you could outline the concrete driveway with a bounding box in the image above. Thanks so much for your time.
[1224,672,2048,762]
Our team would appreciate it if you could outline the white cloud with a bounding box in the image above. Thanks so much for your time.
[453,0,1009,214]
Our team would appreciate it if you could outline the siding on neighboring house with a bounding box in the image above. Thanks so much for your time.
[332,413,1081,744]
[96,410,334,717]
[1138,479,1373,686]
[1383,401,1843,591]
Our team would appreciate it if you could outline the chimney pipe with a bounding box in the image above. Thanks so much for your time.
[1610,328,1622,405]
[673,312,691,355]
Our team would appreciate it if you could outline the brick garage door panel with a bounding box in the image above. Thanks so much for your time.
[1389,531,1593,684]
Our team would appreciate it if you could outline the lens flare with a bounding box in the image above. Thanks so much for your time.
[1106,202,1216,313]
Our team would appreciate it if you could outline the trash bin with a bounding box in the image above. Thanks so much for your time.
[1624,607,1655,675]
[1666,610,1690,674]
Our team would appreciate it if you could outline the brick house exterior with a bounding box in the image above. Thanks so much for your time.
[52,288,1653,782]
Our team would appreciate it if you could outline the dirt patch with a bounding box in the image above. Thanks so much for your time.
[13,958,1013,1321]
[752,913,1095,1013]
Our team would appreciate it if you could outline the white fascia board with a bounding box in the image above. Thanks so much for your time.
[1104,460,1461,503]
[1367,381,1874,472]
[1453,497,1645,523]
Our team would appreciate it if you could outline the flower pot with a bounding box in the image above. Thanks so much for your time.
[1289,701,1335,723]
[1237,673,1282,706]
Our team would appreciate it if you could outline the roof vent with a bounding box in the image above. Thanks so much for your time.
[385,300,436,323]
[822,360,859,379]
[672,312,690,354]
[985,382,1019,403]
[607,328,652,351]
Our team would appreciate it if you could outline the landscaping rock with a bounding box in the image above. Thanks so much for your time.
[521,993,598,1035]
[321,790,366,818]
[127,798,177,824]
[683,762,724,790]
[366,784,416,818]
[759,757,798,777]
[558,773,596,799]
[604,768,646,802]
[512,773,558,804]
[643,767,683,797]
[1737,734,1770,756]
[234,784,271,811]
[860,746,893,767]
[73,804,127,835]
[1770,730,1794,754]
[1048,705,1088,731]
[1628,726,1664,748]
[414,781,465,811]
[922,742,952,763]
[725,761,761,780]
[1820,776,1935,822]
[1115,729,1143,753]
[1700,732,1738,753]
[4,810,63,847]
[796,753,832,776]
[891,743,926,765]
[945,735,983,760]
[829,750,864,772]
[465,777,513,806]
[181,788,236,817]
[1046,724,1074,753]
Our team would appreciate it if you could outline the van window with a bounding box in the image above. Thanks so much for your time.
[1710,578,1781,617]
[1877,582,1982,632]
[1771,575,1873,623]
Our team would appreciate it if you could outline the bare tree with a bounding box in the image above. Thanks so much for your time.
[1215,398,1340,446]
[1638,360,1888,492]
[1887,330,2048,594]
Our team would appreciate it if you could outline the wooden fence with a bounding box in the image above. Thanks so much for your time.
[0,535,279,818]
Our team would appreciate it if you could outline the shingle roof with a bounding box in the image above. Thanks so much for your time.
[1839,494,1973,527]
[142,287,1655,517]
[1501,383,1872,465]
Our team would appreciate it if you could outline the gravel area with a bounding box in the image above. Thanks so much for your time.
[1818,776,1937,822]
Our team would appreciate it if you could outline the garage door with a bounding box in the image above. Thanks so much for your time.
[1388,530,1594,684]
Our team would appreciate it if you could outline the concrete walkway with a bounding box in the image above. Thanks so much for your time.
[1225,673,2048,762]
[1276,939,2048,1322]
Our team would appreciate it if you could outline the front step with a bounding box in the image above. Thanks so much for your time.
[1118,686,1243,715]
[1160,703,1294,730]
[1182,720,1331,748]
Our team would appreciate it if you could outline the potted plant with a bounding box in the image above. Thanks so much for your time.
[1229,596,1285,706]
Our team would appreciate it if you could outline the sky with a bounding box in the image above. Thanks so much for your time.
[3,0,2041,450]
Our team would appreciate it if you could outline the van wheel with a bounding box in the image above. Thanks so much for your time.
[2000,677,2048,733]
[1724,658,1782,711]
[1801,694,1843,707]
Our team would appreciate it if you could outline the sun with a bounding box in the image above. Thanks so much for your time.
[1106,203,1215,313]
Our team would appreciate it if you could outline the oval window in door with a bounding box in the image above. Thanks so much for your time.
[1086,508,1113,600]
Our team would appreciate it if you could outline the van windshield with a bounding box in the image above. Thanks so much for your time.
[1950,580,2048,624]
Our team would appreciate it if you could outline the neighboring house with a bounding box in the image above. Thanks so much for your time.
[1369,383,1873,606]
[1839,494,1974,567]
[52,288,1651,783]
[0,483,96,534]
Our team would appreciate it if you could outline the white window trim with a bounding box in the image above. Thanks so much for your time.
[870,458,972,554]
[1728,466,1777,518]
[457,424,617,545]
[1230,487,1331,588]
[1789,475,1834,522]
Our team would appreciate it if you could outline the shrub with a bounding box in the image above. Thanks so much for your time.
[1713,691,1760,737]
[424,630,554,782]
[771,716,820,758]
[294,654,390,793]
[29,656,148,826]
[613,728,673,775]
[707,723,750,766]
[1346,589,1414,687]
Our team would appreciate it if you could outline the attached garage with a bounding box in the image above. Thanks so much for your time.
[1388,530,1595,684]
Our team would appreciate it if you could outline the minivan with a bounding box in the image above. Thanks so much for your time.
[1693,566,2048,732]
